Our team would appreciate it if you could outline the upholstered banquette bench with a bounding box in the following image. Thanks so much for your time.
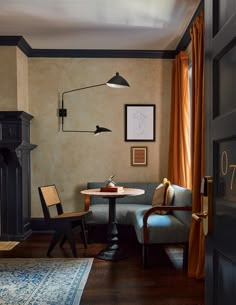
[84,181,192,267]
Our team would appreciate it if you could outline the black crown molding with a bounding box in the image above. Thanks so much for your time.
[176,0,204,53]
[30,48,176,58]
[0,35,32,55]
[0,37,176,58]
[0,0,203,59]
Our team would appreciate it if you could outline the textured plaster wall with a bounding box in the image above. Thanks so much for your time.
[0,47,28,111]
[16,48,29,112]
[29,57,172,216]
[0,47,18,109]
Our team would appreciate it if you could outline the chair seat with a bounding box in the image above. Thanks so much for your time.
[54,211,90,219]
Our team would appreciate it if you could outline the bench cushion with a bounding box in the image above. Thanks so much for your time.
[172,185,192,227]
[132,208,190,244]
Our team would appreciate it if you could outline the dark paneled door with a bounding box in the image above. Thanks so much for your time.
[205,1,236,304]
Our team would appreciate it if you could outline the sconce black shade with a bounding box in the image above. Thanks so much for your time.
[59,72,129,133]
[94,125,112,135]
[106,72,130,88]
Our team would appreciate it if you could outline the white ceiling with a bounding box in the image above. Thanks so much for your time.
[0,0,201,50]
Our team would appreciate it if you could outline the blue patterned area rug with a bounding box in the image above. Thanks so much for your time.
[0,258,93,305]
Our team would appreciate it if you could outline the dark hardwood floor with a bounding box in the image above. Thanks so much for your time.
[0,233,204,305]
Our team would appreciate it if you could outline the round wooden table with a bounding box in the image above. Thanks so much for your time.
[81,188,144,261]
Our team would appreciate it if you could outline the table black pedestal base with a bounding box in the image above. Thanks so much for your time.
[96,244,127,261]
[96,196,128,261]
[81,188,144,261]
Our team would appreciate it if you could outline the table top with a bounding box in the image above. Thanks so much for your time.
[80,188,145,198]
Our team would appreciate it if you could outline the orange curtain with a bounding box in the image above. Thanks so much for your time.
[188,11,205,279]
[168,51,191,189]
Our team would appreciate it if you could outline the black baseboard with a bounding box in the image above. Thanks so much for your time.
[30,218,139,244]
[30,218,53,233]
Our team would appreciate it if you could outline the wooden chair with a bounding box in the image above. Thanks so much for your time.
[38,184,91,257]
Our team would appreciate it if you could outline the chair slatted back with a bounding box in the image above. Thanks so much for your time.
[40,185,60,206]
[38,185,63,221]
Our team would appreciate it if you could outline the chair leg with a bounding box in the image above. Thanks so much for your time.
[65,225,77,257]
[183,243,189,270]
[80,218,88,248]
[47,230,62,256]
[142,244,149,268]
[60,235,67,248]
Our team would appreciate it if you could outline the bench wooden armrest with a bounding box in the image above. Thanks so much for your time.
[143,206,192,243]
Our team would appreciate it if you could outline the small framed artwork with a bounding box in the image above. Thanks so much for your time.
[131,146,148,166]
[125,104,156,142]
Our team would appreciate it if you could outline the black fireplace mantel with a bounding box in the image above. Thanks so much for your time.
[0,111,37,240]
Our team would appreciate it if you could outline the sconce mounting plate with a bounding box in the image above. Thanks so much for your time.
[59,109,67,117]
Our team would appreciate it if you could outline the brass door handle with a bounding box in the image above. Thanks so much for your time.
[192,211,208,222]
[192,176,213,236]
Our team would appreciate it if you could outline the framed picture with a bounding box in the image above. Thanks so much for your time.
[125,104,156,141]
[131,146,148,166]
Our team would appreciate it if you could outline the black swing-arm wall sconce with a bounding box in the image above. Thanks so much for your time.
[58,72,130,134]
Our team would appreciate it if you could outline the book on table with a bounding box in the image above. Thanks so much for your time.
[100,186,124,192]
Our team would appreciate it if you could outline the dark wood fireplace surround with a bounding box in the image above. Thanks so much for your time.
[0,111,36,241]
